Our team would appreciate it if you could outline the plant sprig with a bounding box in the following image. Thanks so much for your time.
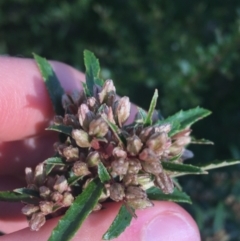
[0,50,239,241]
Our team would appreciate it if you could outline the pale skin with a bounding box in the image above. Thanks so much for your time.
[0,57,201,241]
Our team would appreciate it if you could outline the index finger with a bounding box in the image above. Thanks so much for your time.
[0,57,84,142]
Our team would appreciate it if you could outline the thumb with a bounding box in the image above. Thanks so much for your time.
[1,201,200,241]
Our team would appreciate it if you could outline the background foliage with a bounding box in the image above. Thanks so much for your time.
[1,1,240,240]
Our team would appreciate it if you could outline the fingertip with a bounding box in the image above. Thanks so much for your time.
[1,202,200,241]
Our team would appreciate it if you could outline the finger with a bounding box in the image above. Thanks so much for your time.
[0,202,200,241]
[0,57,85,142]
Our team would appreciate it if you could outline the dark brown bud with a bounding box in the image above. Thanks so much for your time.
[72,129,91,148]
[123,174,139,186]
[89,117,108,138]
[141,160,163,175]
[39,201,53,215]
[127,158,142,174]
[126,135,143,156]
[112,147,127,159]
[78,103,95,130]
[25,167,34,184]
[146,132,168,155]
[155,172,174,194]
[98,79,116,104]
[116,97,131,127]
[22,204,39,216]
[139,127,154,142]
[53,175,68,193]
[63,114,79,128]
[87,97,98,111]
[39,186,51,199]
[86,151,101,167]
[34,163,46,186]
[111,158,129,176]
[125,186,147,200]
[29,212,46,231]
[63,145,79,161]
[72,161,90,176]
[51,191,63,202]
[109,183,125,202]
[62,192,74,206]
[127,198,153,209]
[139,148,158,162]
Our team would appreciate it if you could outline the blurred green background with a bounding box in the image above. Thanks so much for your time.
[1,1,240,240]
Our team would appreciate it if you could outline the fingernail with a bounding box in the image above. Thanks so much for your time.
[143,211,199,241]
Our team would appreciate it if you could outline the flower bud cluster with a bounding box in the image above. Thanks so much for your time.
[23,79,193,230]
[22,164,73,231]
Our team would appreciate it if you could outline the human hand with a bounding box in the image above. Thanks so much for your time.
[0,57,201,241]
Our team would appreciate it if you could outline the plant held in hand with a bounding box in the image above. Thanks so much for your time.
[0,50,239,241]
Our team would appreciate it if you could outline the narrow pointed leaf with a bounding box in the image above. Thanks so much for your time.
[14,188,40,198]
[48,178,103,241]
[144,89,158,126]
[158,107,211,136]
[67,175,84,186]
[84,50,101,96]
[98,162,111,183]
[191,137,214,145]
[146,187,192,204]
[196,159,240,171]
[0,191,38,202]
[162,161,206,174]
[33,54,65,116]
[44,157,65,165]
[103,204,133,240]
[82,82,90,96]
[46,124,73,135]
[46,164,55,175]
[136,107,147,123]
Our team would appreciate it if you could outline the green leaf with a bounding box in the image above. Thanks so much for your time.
[67,175,84,186]
[146,187,192,204]
[33,54,65,116]
[45,164,55,175]
[98,162,111,183]
[44,157,65,165]
[44,157,66,175]
[196,159,240,171]
[14,188,40,198]
[158,107,211,136]
[48,178,103,241]
[0,190,38,202]
[46,124,73,135]
[136,107,147,123]
[84,50,101,96]
[162,161,206,175]
[190,137,214,145]
[103,204,133,240]
[144,89,158,126]
[94,77,105,87]
[82,82,90,97]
